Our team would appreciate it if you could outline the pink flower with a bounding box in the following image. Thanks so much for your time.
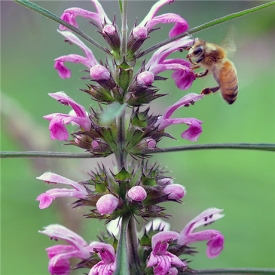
[145,37,196,90]
[138,0,188,38]
[39,224,90,275]
[59,0,111,31]
[54,30,98,78]
[36,172,88,209]
[147,231,186,275]
[44,92,91,140]
[96,194,119,215]
[156,93,204,142]
[128,186,147,202]
[87,242,116,275]
[177,208,225,258]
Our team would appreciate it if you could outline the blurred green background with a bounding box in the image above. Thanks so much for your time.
[1,1,275,274]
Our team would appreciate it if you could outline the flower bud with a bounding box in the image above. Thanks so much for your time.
[96,194,119,215]
[91,139,100,150]
[128,186,147,202]
[90,65,111,81]
[130,137,157,156]
[103,24,116,35]
[137,71,154,86]
[133,26,148,39]
[157,178,173,186]
[101,24,121,51]
[163,184,186,200]
[90,65,117,91]
[127,26,148,55]
[91,138,110,153]
[146,138,157,149]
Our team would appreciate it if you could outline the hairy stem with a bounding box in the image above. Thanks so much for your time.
[121,0,128,57]
[127,217,140,274]
[1,143,274,159]
[116,110,127,169]
[113,214,131,275]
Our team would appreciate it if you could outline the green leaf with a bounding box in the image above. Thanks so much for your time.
[115,168,131,181]
[99,102,127,125]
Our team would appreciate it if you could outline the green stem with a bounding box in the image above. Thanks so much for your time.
[145,143,275,154]
[1,143,274,159]
[121,0,128,57]
[193,268,275,274]
[136,1,275,58]
[113,215,131,275]
[115,110,127,169]
[0,151,96,159]
[14,0,109,55]
[127,217,140,274]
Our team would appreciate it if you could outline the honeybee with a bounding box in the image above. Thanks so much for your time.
[187,34,238,104]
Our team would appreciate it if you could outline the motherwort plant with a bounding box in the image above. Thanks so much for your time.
[10,0,275,274]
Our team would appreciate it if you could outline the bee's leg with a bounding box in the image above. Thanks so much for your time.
[201,86,220,95]
[196,70,209,78]
[192,65,200,70]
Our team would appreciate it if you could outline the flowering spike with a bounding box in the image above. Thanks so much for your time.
[24,0,234,273]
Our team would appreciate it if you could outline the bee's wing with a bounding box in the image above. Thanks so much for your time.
[220,26,236,53]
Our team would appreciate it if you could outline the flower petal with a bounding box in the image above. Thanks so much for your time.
[145,13,188,37]
[49,92,87,117]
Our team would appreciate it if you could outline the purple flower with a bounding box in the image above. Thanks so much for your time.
[177,208,225,258]
[96,194,119,215]
[39,224,90,275]
[59,0,111,31]
[145,37,196,90]
[54,30,98,78]
[87,242,116,275]
[138,0,188,38]
[155,93,204,142]
[44,92,91,140]
[147,231,186,275]
[36,172,88,209]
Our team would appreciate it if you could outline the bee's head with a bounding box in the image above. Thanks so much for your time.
[186,39,205,64]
